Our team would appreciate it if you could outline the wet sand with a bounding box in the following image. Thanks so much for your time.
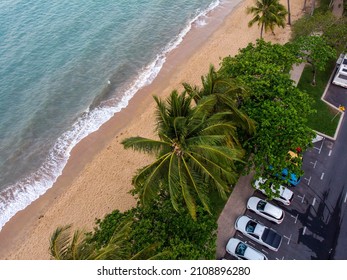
[0,0,306,259]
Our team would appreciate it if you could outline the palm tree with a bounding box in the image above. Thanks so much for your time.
[247,0,288,38]
[49,220,132,260]
[50,220,166,260]
[183,64,255,135]
[122,90,245,220]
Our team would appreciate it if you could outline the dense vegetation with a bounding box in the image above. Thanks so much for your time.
[219,39,315,196]
[49,4,345,260]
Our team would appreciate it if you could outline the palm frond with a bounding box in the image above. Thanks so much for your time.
[49,225,73,260]
[139,153,172,206]
[183,158,211,210]
[168,154,181,212]
[180,158,199,219]
[122,136,170,155]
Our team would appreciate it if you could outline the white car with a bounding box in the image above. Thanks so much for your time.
[226,238,268,260]
[235,215,282,251]
[247,196,285,224]
[253,177,294,206]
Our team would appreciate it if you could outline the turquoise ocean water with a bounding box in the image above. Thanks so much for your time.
[0,0,234,230]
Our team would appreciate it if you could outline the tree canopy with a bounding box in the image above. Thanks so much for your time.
[247,0,288,38]
[293,35,336,85]
[219,39,315,196]
[122,90,245,220]
[291,11,347,54]
[90,199,217,260]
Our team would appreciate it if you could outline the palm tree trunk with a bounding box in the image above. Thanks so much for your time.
[311,0,316,16]
[260,23,264,39]
[287,0,291,25]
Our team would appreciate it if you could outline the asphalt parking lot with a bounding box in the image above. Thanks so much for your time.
[225,137,338,260]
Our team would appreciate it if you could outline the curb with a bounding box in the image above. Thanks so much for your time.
[320,64,345,141]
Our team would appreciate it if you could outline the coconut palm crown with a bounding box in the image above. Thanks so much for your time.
[122,90,245,220]
[183,64,255,136]
[247,0,288,38]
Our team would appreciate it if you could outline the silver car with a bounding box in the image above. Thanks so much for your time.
[235,215,282,251]
[253,177,294,206]
[226,238,268,260]
[247,196,285,224]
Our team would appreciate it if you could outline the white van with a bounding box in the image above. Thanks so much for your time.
[332,54,347,88]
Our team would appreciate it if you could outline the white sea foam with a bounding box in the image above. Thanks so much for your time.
[0,0,222,231]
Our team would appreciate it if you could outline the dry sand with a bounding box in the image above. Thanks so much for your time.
[0,0,307,259]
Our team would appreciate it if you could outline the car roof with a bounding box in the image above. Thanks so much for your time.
[226,238,266,260]
[237,215,265,237]
[247,196,283,219]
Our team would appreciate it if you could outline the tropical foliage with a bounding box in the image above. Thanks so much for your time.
[247,0,288,38]
[49,35,321,258]
[122,90,246,220]
[219,39,315,196]
[90,199,217,260]
[291,11,347,54]
[183,64,255,135]
[49,220,132,260]
[293,35,336,85]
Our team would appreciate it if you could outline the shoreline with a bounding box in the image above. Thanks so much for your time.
[0,0,305,259]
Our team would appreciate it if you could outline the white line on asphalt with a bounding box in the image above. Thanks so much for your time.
[321,173,325,180]
[291,214,299,224]
[310,161,317,168]
[314,139,325,154]
[297,194,305,203]
[304,176,311,186]
[303,226,307,235]
[248,241,256,246]
[312,197,316,206]
[328,150,332,156]
[283,234,292,245]
[344,192,347,203]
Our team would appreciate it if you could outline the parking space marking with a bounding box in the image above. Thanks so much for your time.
[304,176,311,186]
[297,194,305,203]
[344,192,347,203]
[290,214,299,224]
[247,241,256,247]
[310,160,317,168]
[302,226,307,235]
[314,139,324,154]
[321,173,325,180]
[283,234,292,245]
[328,150,332,156]
[312,197,316,206]
[276,256,285,260]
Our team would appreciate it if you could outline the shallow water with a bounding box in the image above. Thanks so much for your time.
[0,0,236,230]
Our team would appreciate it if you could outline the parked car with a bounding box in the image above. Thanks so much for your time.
[247,196,285,224]
[235,215,282,251]
[226,238,268,260]
[253,177,294,206]
[332,53,347,88]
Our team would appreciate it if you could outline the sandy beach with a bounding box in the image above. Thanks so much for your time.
[0,0,306,259]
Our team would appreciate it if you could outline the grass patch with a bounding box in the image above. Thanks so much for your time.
[297,61,340,137]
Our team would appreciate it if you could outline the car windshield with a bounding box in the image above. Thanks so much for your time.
[246,220,257,233]
[256,200,266,211]
[235,242,247,256]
